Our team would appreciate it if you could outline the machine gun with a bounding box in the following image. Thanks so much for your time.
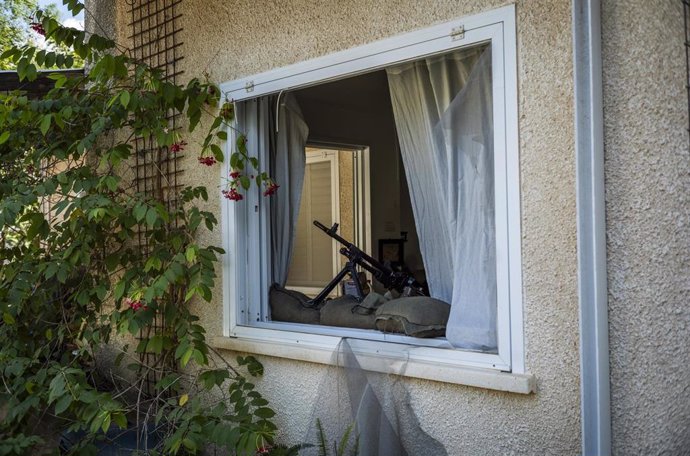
[307,220,426,307]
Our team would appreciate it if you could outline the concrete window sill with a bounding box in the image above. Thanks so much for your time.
[210,335,536,395]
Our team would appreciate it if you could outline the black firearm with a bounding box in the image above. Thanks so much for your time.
[307,220,426,307]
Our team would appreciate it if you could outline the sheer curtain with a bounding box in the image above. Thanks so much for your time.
[301,339,448,456]
[386,45,497,351]
[236,93,309,287]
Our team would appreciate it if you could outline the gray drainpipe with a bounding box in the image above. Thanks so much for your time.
[572,0,612,455]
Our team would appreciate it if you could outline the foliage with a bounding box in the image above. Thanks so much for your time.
[315,419,359,456]
[0,0,37,69]
[0,1,281,455]
[1,0,84,70]
[258,443,313,456]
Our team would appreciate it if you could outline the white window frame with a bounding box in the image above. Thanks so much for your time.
[218,5,525,383]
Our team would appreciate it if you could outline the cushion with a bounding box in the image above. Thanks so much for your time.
[355,291,390,314]
[269,284,320,324]
[320,296,377,330]
[375,296,450,338]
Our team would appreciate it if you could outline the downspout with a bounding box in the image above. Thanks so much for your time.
[572,1,611,455]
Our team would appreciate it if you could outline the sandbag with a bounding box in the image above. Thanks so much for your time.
[269,284,320,324]
[320,296,377,330]
[375,296,450,338]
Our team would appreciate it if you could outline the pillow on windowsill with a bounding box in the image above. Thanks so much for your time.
[269,284,321,325]
[375,296,450,338]
[320,295,377,330]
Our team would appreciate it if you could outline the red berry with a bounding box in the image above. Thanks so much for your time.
[198,156,217,166]
[263,182,279,197]
[30,22,46,36]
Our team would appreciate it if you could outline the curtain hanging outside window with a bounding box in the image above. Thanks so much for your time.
[236,93,309,287]
[386,45,497,351]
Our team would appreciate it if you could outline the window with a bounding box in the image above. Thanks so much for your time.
[219,5,523,377]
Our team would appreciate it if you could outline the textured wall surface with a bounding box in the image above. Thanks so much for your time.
[92,1,582,454]
[602,1,690,454]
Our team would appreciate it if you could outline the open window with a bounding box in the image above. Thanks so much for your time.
[220,5,522,373]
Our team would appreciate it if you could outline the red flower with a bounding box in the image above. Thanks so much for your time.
[263,182,279,197]
[256,446,271,456]
[170,140,187,153]
[229,170,241,179]
[125,298,147,311]
[30,22,46,37]
[222,188,243,201]
[198,156,217,166]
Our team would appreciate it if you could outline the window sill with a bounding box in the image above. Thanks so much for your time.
[210,334,536,394]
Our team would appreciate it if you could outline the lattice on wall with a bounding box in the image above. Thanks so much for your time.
[126,0,184,396]
[127,0,184,245]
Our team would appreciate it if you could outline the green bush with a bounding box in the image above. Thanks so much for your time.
[0,2,278,454]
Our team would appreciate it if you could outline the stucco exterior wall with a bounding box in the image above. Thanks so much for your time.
[92,1,582,454]
[601,1,690,454]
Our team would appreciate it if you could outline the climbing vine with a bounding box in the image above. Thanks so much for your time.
[0,2,282,454]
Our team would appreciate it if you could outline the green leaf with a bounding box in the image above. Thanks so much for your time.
[144,256,162,272]
[210,144,223,161]
[133,203,147,222]
[54,74,67,89]
[120,91,130,108]
[145,207,157,227]
[48,375,66,405]
[254,407,275,419]
[112,413,127,429]
[54,394,72,415]
[197,284,212,302]
[185,246,197,263]
[3,312,15,325]
[147,335,164,354]
[180,347,194,367]
[0,131,9,144]
[40,114,52,136]
[101,413,111,433]
[192,349,206,365]
[182,438,197,452]
[113,281,126,301]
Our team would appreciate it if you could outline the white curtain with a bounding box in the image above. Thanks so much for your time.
[386,46,497,351]
[236,93,309,287]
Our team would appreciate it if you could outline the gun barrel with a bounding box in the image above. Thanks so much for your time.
[313,219,390,271]
[312,220,351,247]
[313,220,330,232]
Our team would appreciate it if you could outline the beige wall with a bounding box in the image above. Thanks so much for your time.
[602,0,690,454]
[182,1,581,453]
[94,1,582,454]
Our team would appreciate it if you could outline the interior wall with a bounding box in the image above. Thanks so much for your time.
[337,151,355,246]
[294,74,418,267]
